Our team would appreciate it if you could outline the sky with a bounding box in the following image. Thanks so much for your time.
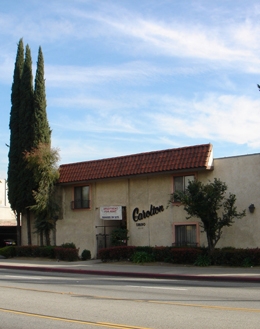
[1,0,260,179]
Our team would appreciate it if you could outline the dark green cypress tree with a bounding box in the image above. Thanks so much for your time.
[28,46,53,244]
[34,46,51,145]
[8,42,53,246]
[18,44,35,245]
[8,38,24,246]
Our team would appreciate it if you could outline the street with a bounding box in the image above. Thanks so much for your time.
[0,268,260,329]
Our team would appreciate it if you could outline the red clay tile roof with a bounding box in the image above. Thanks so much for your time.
[58,143,213,184]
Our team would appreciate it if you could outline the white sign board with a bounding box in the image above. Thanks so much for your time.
[100,206,122,220]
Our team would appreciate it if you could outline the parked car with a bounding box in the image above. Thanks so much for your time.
[4,239,16,246]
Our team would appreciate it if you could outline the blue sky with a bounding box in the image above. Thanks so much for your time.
[1,0,260,178]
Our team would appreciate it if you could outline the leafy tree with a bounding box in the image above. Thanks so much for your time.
[8,38,24,245]
[8,42,52,245]
[33,46,51,145]
[24,143,60,246]
[169,178,245,252]
[17,44,35,245]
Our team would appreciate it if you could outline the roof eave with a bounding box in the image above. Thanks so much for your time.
[57,165,214,186]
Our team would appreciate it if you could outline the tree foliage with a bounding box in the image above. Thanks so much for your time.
[24,143,60,246]
[8,40,53,245]
[33,46,51,145]
[8,38,24,245]
[169,178,246,252]
[17,44,35,222]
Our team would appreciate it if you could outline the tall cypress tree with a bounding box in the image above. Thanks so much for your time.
[29,46,53,245]
[8,41,53,246]
[17,44,35,245]
[8,38,24,246]
[34,46,51,145]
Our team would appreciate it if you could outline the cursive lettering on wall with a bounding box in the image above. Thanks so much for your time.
[132,204,164,222]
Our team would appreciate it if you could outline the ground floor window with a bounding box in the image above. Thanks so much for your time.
[173,223,199,247]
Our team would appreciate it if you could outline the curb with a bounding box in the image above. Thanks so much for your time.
[1,264,260,283]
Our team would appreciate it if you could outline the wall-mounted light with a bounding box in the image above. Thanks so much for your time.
[248,204,255,213]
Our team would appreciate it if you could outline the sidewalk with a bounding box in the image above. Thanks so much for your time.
[1,258,260,283]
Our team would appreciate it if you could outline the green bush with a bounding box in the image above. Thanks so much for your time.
[98,246,202,264]
[249,248,260,266]
[131,251,155,264]
[153,246,173,262]
[167,248,202,264]
[211,248,244,266]
[38,246,55,258]
[110,228,129,246]
[54,247,79,261]
[210,248,260,267]
[194,254,211,266]
[15,246,41,257]
[0,246,16,258]
[98,246,136,261]
[60,242,76,249]
[242,257,253,267]
[14,245,79,261]
[81,249,91,260]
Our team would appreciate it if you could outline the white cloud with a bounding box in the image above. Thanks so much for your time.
[0,55,15,85]
[151,94,260,148]
[60,3,260,66]
[51,91,260,151]
[1,0,260,177]
[45,61,166,88]
[52,111,142,135]
[52,136,139,165]
[3,2,260,74]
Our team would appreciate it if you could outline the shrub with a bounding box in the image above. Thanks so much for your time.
[194,254,211,266]
[60,242,76,249]
[81,249,91,260]
[38,246,55,259]
[131,251,155,264]
[15,246,41,257]
[98,246,136,261]
[242,257,253,267]
[153,246,173,262]
[249,248,260,266]
[54,247,79,261]
[210,248,260,267]
[110,228,129,246]
[14,245,79,261]
[135,246,154,254]
[167,248,202,264]
[0,246,16,258]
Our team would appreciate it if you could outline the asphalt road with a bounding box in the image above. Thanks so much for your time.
[0,268,260,329]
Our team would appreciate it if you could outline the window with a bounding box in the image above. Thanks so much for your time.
[174,175,194,193]
[72,186,90,209]
[174,224,197,247]
[173,175,194,202]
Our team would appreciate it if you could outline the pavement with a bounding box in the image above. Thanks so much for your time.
[1,257,260,283]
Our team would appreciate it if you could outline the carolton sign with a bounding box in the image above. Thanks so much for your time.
[132,204,164,222]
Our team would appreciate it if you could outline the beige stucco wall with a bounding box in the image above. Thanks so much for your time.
[56,173,200,256]
[203,154,260,248]
[22,153,260,257]
[128,175,172,247]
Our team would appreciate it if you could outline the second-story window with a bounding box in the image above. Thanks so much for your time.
[173,175,194,202]
[74,186,90,209]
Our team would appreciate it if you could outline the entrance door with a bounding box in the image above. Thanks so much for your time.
[96,206,127,253]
